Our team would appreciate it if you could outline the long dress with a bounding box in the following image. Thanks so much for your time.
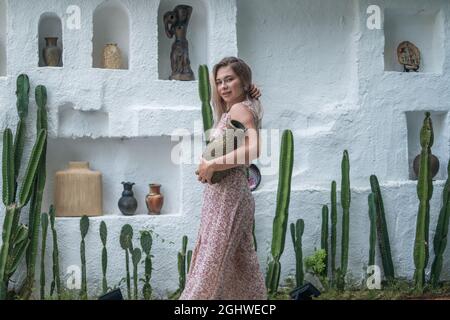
[180,111,267,300]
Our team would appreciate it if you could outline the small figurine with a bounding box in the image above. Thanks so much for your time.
[397,41,420,72]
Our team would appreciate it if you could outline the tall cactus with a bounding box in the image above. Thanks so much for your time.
[321,205,329,276]
[266,130,294,294]
[370,175,395,281]
[140,231,153,300]
[49,205,61,298]
[199,65,214,143]
[430,161,450,287]
[40,212,48,300]
[100,221,108,295]
[79,216,89,299]
[413,112,434,293]
[368,193,377,267]
[120,224,133,299]
[177,235,192,294]
[131,248,141,300]
[290,219,304,287]
[330,181,337,287]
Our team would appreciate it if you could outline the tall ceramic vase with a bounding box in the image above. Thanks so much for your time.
[43,37,62,67]
[55,161,103,217]
[102,43,122,69]
[145,183,164,215]
[118,182,138,216]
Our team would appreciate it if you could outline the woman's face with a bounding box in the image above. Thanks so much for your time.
[215,66,245,107]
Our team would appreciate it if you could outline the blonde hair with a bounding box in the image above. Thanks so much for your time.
[211,57,263,130]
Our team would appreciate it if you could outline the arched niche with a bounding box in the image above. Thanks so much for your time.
[158,0,208,80]
[93,0,130,69]
[0,0,7,75]
[38,12,63,67]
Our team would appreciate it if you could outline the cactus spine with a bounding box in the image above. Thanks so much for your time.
[100,221,108,295]
[40,212,48,299]
[140,231,153,300]
[330,180,337,287]
[266,130,294,294]
[290,219,304,287]
[131,248,141,300]
[413,112,433,293]
[49,205,61,298]
[368,193,377,267]
[370,175,395,281]
[120,224,133,299]
[79,215,89,299]
[430,161,450,287]
[321,205,329,276]
[199,65,214,143]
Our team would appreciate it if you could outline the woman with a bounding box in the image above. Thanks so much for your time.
[180,57,266,300]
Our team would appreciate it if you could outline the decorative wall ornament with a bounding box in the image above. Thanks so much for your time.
[397,41,420,72]
[163,5,195,81]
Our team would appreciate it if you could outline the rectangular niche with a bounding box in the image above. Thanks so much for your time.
[406,111,448,181]
[44,137,181,216]
[384,8,444,73]
[0,0,6,76]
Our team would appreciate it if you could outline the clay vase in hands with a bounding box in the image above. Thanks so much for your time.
[118,182,138,216]
[145,183,164,215]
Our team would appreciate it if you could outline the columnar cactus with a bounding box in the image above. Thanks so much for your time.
[430,161,450,287]
[120,224,133,299]
[368,193,377,267]
[199,65,214,143]
[330,180,337,287]
[131,248,142,300]
[178,235,192,294]
[79,215,89,299]
[413,112,434,293]
[100,221,108,295]
[266,130,294,294]
[49,205,61,298]
[140,231,153,300]
[40,212,49,300]
[321,205,329,276]
[290,219,304,287]
[370,175,395,281]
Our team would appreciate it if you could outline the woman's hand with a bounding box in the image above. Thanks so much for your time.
[196,158,215,184]
[249,84,261,100]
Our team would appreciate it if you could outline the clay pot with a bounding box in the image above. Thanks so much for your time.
[55,161,103,217]
[118,182,138,216]
[43,37,62,67]
[413,154,440,179]
[145,183,164,215]
[102,43,122,69]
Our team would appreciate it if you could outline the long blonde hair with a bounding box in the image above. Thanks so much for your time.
[211,57,263,130]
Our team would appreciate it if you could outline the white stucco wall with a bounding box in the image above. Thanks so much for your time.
[1,0,450,299]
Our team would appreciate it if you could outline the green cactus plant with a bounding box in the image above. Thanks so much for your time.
[49,205,61,298]
[413,112,434,293]
[120,224,133,299]
[100,221,108,295]
[199,65,214,143]
[266,130,294,295]
[330,180,337,287]
[40,212,48,300]
[321,205,329,277]
[368,193,377,268]
[430,160,450,287]
[79,215,89,299]
[140,230,153,300]
[290,219,304,287]
[370,175,395,282]
[131,248,141,300]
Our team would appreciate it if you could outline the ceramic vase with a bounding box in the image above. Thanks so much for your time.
[413,153,440,179]
[43,37,62,67]
[102,43,122,69]
[118,182,138,215]
[145,183,164,215]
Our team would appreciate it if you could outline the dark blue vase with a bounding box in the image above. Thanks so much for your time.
[118,182,138,215]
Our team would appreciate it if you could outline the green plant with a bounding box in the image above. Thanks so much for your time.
[266,130,294,295]
[199,65,214,143]
[368,193,377,267]
[131,248,141,300]
[430,160,450,287]
[305,249,328,289]
[49,205,61,298]
[40,212,49,299]
[290,219,304,287]
[321,205,329,277]
[330,180,337,287]
[140,230,153,300]
[120,224,133,299]
[370,175,395,282]
[413,112,433,293]
[100,221,108,295]
[79,215,89,299]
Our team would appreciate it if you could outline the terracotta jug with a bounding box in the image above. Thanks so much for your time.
[43,37,62,67]
[102,43,122,69]
[55,161,103,217]
[145,183,164,215]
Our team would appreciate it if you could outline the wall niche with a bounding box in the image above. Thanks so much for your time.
[38,12,63,67]
[0,0,7,75]
[158,0,207,80]
[92,0,130,70]
[406,111,448,181]
[384,8,444,73]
